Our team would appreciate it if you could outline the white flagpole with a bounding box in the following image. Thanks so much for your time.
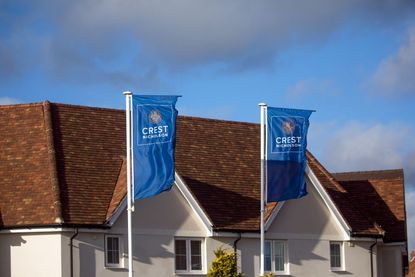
[259,103,267,276]
[124,91,133,277]
[130,95,135,210]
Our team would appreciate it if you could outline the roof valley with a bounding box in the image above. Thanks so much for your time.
[42,101,64,224]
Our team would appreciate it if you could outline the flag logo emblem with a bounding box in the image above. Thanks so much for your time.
[149,110,162,124]
[282,120,295,134]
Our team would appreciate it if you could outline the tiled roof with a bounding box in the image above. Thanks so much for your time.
[0,103,61,227]
[50,103,125,226]
[332,169,405,242]
[0,102,407,241]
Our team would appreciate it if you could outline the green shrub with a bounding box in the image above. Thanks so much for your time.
[207,247,244,277]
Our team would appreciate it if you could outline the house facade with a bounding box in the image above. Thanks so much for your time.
[0,102,408,277]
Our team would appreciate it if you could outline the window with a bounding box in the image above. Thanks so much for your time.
[265,240,289,274]
[330,241,343,270]
[105,235,123,268]
[175,238,204,273]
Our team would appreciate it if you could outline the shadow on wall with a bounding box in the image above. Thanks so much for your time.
[134,235,174,265]
[1,235,27,277]
[79,243,96,277]
[74,235,173,276]
[273,182,328,267]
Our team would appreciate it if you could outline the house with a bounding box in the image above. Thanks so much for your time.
[0,101,408,277]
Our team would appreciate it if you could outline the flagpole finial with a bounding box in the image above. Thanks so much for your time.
[123,91,132,95]
[258,102,267,107]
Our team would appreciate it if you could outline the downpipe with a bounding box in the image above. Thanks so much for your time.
[370,240,377,277]
[70,228,79,277]
[233,233,242,273]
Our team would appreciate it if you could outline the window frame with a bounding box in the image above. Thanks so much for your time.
[264,240,289,275]
[104,235,124,268]
[174,237,205,274]
[329,241,344,271]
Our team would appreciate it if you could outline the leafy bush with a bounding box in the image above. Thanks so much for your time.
[207,247,244,277]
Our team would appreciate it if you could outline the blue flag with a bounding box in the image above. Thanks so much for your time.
[266,107,313,202]
[132,95,178,200]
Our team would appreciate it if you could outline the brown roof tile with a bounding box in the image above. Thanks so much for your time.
[0,103,61,227]
[50,103,125,225]
[106,159,127,220]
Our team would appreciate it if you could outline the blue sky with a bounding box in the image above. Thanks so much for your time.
[1,0,415,253]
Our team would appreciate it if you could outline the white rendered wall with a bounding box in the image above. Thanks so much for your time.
[0,232,63,277]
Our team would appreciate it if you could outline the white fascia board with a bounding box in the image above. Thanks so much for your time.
[106,196,127,227]
[305,164,351,240]
[264,201,285,231]
[0,227,107,234]
[174,172,213,237]
[213,231,350,240]
[378,241,406,246]
[213,231,260,238]
[0,227,65,234]
[348,237,378,242]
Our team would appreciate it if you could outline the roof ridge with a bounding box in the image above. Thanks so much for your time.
[179,114,258,126]
[1,101,260,126]
[332,169,403,175]
[0,102,45,109]
[332,169,404,182]
[51,102,124,113]
[52,102,259,126]
[42,101,64,224]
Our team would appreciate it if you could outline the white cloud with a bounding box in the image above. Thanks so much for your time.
[368,28,415,97]
[285,78,338,100]
[0,97,20,105]
[321,122,411,172]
